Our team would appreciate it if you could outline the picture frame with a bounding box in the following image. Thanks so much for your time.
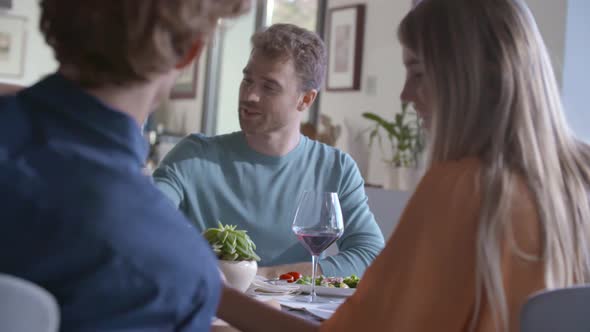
[325,4,365,91]
[0,0,12,9]
[0,15,26,78]
[170,59,198,99]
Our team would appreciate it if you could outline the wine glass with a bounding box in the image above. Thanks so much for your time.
[292,191,344,303]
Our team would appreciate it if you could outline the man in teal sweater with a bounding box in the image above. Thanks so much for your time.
[153,24,384,278]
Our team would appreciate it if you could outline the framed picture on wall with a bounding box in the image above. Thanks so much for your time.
[170,59,198,99]
[0,15,26,78]
[0,0,12,9]
[325,4,365,91]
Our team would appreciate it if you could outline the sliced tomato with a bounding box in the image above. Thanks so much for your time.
[287,271,302,281]
[279,273,295,283]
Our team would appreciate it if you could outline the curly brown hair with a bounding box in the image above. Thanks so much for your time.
[251,23,327,91]
[40,0,250,87]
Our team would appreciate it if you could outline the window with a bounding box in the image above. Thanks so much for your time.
[267,0,319,32]
[265,0,325,126]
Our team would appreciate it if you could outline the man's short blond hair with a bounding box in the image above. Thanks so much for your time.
[40,0,250,87]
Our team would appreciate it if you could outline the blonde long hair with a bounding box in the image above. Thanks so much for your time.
[399,0,590,330]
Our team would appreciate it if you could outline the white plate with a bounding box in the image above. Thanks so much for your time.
[297,284,355,297]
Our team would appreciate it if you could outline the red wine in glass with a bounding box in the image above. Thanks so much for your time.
[296,232,340,256]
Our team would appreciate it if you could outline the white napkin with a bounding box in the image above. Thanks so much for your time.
[280,302,342,321]
[247,276,301,295]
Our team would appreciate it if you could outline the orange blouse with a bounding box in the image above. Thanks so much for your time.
[321,158,545,332]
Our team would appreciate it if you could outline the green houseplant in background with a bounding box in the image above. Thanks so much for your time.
[203,223,260,292]
[362,102,425,190]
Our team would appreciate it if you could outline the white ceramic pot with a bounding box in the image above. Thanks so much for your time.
[218,260,258,292]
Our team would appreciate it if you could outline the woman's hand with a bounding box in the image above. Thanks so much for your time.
[216,285,320,332]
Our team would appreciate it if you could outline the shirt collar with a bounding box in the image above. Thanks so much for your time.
[22,73,148,168]
[233,131,307,165]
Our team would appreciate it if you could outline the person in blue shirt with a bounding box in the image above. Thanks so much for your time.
[0,0,250,330]
[153,24,385,279]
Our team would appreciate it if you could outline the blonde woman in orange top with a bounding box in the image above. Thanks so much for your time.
[217,0,590,331]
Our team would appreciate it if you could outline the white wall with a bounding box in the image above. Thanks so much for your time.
[562,0,590,142]
[526,0,568,86]
[319,0,411,185]
[319,0,570,187]
[0,0,57,85]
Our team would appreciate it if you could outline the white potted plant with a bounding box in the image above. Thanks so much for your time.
[362,102,425,191]
[203,223,260,292]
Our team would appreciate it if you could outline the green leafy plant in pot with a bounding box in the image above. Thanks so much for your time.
[362,102,425,190]
[203,223,260,292]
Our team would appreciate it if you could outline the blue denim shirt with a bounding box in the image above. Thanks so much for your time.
[0,74,221,331]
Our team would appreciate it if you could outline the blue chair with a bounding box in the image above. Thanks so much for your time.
[365,187,411,239]
[521,285,590,332]
[0,274,59,332]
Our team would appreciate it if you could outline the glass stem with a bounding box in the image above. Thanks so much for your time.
[311,255,319,302]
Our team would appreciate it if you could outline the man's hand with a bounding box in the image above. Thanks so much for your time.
[257,262,321,279]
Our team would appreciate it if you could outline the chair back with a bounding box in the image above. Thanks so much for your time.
[0,274,59,332]
[521,285,590,332]
[365,187,411,239]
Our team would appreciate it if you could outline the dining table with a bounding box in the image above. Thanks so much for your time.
[211,286,348,331]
